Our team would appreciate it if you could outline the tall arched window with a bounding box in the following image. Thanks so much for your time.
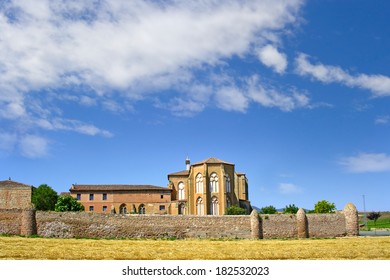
[226,197,232,208]
[178,182,185,200]
[210,196,219,215]
[196,197,205,216]
[196,173,203,193]
[210,173,219,193]
[225,174,231,193]
[139,204,145,214]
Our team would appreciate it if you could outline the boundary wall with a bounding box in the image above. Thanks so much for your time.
[0,203,358,239]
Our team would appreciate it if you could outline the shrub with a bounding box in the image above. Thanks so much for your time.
[226,205,247,215]
[260,205,277,214]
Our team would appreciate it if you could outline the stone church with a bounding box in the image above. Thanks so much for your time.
[168,157,252,215]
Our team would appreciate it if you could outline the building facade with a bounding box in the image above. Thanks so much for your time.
[69,184,172,214]
[0,179,32,209]
[168,157,252,215]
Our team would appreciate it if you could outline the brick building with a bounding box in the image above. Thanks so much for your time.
[69,184,172,214]
[168,157,252,215]
[0,179,32,209]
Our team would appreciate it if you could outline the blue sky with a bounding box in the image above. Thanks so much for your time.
[1,0,389,211]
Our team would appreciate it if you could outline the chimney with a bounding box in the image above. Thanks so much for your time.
[185,157,191,171]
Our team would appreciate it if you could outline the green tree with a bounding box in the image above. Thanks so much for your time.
[313,200,336,213]
[260,205,277,214]
[55,195,85,212]
[283,204,299,214]
[367,212,381,227]
[226,205,247,215]
[31,184,58,211]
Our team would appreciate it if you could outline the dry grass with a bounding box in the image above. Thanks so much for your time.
[0,236,389,260]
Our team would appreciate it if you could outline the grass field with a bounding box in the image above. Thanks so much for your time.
[360,212,390,229]
[0,236,389,260]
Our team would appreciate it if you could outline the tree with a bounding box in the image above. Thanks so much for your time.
[313,200,336,213]
[367,212,381,227]
[260,205,277,214]
[55,195,85,212]
[283,204,299,214]
[226,205,247,215]
[32,184,58,211]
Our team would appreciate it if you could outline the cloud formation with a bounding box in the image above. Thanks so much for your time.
[339,153,390,173]
[278,183,303,194]
[257,45,288,74]
[295,53,390,97]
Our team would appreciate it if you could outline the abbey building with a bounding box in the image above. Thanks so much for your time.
[168,157,251,215]
[67,157,252,215]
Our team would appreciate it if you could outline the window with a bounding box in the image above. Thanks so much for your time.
[76,194,81,201]
[89,206,94,212]
[89,194,94,201]
[103,206,107,212]
[210,173,219,193]
[196,197,204,216]
[226,197,232,208]
[210,196,219,215]
[225,174,231,193]
[178,203,185,215]
[178,182,185,200]
[119,204,127,214]
[196,173,203,193]
[159,205,166,211]
[139,204,146,214]
[102,193,107,200]
[161,194,164,199]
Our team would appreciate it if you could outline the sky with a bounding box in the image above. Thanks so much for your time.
[0,0,389,211]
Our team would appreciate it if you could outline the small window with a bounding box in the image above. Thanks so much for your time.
[89,194,94,201]
[102,206,107,212]
[102,193,107,200]
[161,194,164,199]
[89,206,94,212]
[159,205,166,211]
[76,194,81,201]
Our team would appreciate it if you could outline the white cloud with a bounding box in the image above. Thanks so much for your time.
[278,183,302,194]
[0,0,306,156]
[19,134,49,159]
[340,153,390,173]
[246,75,310,111]
[295,53,390,97]
[257,44,288,74]
[375,115,390,125]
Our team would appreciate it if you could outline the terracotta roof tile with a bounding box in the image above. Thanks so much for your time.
[192,157,234,165]
[70,184,171,192]
[168,170,190,176]
[0,180,32,189]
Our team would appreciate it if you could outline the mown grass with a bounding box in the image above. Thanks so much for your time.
[0,236,389,260]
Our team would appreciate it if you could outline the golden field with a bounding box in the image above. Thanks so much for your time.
[0,236,389,260]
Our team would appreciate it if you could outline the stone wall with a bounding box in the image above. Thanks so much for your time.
[36,211,252,239]
[0,203,359,239]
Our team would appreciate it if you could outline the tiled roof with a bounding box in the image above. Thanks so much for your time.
[192,157,234,165]
[0,179,32,189]
[168,170,190,176]
[70,184,171,192]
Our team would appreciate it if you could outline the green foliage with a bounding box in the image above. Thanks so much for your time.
[283,204,299,214]
[55,195,85,212]
[313,200,336,213]
[31,184,58,211]
[367,212,381,226]
[226,205,247,215]
[260,205,277,214]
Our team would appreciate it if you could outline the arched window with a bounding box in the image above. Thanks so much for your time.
[210,173,219,193]
[226,197,232,208]
[210,196,219,215]
[178,182,185,200]
[196,197,205,216]
[178,203,185,215]
[196,173,203,193]
[119,204,127,214]
[139,204,145,214]
[225,174,231,193]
